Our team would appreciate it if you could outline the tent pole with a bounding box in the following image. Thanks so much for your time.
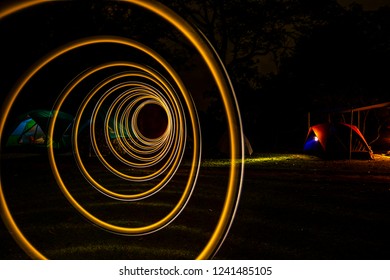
[349,110,353,160]
[357,111,360,130]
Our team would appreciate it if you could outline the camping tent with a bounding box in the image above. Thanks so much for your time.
[6,110,73,150]
[369,124,390,153]
[76,112,136,157]
[303,122,373,159]
[218,130,254,156]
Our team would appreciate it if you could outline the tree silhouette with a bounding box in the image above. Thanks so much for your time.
[3,0,390,151]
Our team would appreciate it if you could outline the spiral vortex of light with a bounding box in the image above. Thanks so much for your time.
[0,0,244,260]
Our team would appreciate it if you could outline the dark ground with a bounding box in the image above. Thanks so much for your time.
[1,152,390,260]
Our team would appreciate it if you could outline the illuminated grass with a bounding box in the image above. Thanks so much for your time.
[201,153,315,168]
[45,244,195,259]
[24,220,209,259]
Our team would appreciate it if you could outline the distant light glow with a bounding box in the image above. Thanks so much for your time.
[314,136,319,142]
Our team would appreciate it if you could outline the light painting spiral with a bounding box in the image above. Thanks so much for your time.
[0,0,244,260]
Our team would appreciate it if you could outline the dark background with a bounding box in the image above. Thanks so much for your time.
[1,0,390,154]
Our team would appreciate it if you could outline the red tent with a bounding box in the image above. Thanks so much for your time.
[303,123,373,160]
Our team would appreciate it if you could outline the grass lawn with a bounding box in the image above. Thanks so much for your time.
[1,152,390,259]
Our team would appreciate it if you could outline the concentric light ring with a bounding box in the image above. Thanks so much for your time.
[50,42,200,233]
[0,0,245,260]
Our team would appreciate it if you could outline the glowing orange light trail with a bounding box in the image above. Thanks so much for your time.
[0,0,244,260]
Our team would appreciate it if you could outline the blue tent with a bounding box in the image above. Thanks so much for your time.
[6,110,73,150]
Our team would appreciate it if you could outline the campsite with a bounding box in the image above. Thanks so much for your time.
[2,100,389,259]
[1,0,390,261]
